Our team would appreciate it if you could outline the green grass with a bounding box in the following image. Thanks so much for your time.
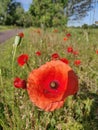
[0,25,16,32]
[0,27,98,130]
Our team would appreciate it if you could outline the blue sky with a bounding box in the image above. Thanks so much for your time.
[16,0,32,11]
[68,2,98,26]
[16,0,98,26]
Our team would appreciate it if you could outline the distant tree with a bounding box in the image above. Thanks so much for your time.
[0,0,95,27]
[66,0,95,20]
[0,0,11,24]
[15,6,25,26]
[82,24,88,29]
[0,0,25,26]
[22,12,33,27]
[29,0,95,27]
[29,0,67,28]
[88,24,98,29]
[5,1,22,25]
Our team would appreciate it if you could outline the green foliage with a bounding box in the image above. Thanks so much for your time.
[22,12,33,27]
[0,0,96,28]
[82,24,98,29]
[10,7,32,27]
[29,0,67,28]
[0,0,22,25]
[0,0,32,27]
[0,0,10,24]
[82,24,88,29]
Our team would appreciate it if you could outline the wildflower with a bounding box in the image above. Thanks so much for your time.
[96,50,98,54]
[67,47,73,53]
[14,77,26,89]
[27,60,78,111]
[73,51,79,56]
[51,53,60,60]
[17,54,29,66]
[35,51,41,56]
[74,60,81,66]
[66,33,71,37]
[18,32,24,38]
[60,58,69,64]
[63,37,68,41]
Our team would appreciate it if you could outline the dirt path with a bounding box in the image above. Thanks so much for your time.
[0,29,23,44]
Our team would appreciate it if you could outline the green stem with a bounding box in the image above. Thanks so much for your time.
[12,45,17,76]
[26,62,32,71]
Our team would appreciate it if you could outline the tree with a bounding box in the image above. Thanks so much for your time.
[15,6,25,26]
[0,0,25,26]
[29,0,67,28]
[0,0,11,24]
[22,12,33,27]
[65,0,95,20]
[29,0,95,27]
[5,1,22,25]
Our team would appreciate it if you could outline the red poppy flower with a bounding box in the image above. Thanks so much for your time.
[37,29,41,34]
[53,29,58,33]
[63,37,68,41]
[17,54,29,66]
[66,33,71,37]
[73,51,79,56]
[96,50,98,54]
[18,32,24,38]
[27,60,78,111]
[14,77,27,89]
[51,53,60,60]
[74,60,81,66]
[35,51,41,56]
[60,58,69,64]
[67,47,73,53]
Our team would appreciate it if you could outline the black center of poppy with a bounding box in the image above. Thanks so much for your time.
[50,81,59,89]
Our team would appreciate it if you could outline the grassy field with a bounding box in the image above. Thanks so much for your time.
[0,27,98,130]
[0,25,17,32]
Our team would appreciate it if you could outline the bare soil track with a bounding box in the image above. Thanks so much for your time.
[0,29,23,44]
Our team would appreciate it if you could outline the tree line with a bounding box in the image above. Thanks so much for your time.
[0,0,32,27]
[0,0,95,28]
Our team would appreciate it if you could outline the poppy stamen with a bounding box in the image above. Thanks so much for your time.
[50,81,59,89]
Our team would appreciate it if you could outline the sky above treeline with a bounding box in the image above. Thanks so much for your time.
[16,0,98,26]
[16,0,32,11]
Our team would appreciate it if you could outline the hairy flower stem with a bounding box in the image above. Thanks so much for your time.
[12,45,17,76]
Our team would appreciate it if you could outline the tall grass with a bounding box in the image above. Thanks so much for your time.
[0,27,98,130]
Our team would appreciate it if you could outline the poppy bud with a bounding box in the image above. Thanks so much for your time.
[14,32,24,46]
[14,35,21,46]
[14,77,27,89]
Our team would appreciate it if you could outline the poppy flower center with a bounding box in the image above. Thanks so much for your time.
[50,81,59,89]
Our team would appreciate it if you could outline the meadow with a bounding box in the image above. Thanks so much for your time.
[0,25,15,32]
[0,27,98,130]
